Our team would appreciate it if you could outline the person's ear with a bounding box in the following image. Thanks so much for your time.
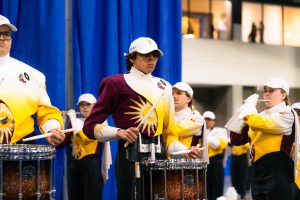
[281,93,287,101]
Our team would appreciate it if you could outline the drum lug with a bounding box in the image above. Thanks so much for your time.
[35,192,41,199]
[47,188,56,199]
[139,144,149,153]
[0,192,5,200]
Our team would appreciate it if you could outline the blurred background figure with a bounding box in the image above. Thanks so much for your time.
[229,141,250,200]
[172,82,208,161]
[293,102,300,200]
[209,23,215,39]
[204,111,229,200]
[248,22,257,43]
[258,21,264,44]
[217,13,228,40]
[292,102,300,123]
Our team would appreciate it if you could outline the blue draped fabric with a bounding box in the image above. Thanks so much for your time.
[72,0,182,102]
[0,1,66,199]
[0,0,182,199]
[72,0,182,199]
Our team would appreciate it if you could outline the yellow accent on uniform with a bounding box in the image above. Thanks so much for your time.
[244,102,294,162]
[175,108,204,148]
[207,127,228,158]
[124,68,201,150]
[232,143,249,156]
[208,139,227,157]
[72,130,99,160]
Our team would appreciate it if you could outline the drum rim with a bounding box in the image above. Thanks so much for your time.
[0,144,55,160]
[141,159,207,170]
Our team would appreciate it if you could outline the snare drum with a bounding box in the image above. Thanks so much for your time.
[141,159,207,200]
[0,144,55,200]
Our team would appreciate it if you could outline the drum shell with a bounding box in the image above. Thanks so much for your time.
[0,144,55,200]
[142,159,207,200]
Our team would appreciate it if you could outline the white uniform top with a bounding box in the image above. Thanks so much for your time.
[0,54,61,144]
[175,107,208,162]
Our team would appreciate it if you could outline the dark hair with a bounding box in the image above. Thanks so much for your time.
[280,89,290,105]
[125,53,137,71]
[184,91,193,108]
[125,50,162,71]
[294,109,300,116]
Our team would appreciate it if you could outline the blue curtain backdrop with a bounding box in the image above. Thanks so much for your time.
[0,1,66,199]
[0,0,182,199]
[72,0,182,199]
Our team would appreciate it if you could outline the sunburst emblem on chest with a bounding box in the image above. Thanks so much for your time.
[0,103,14,143]
[124,96,158,134]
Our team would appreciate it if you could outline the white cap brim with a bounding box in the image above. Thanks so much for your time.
[136,49,163,56]
[1,23,17,32]
[257,78,289,95]
[292,103,300,110]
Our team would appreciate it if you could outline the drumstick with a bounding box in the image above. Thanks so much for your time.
[170,147,205,156]
[61,111,81,115]
[124,92,165,148]
[22,128,74,142]
[22,133,53,142]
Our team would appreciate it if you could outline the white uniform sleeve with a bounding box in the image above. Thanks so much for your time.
[94,121,119,142]
[41,119,61,133]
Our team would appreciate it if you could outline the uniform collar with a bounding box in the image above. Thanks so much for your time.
[265,101,286,114]
[129,67,153,80]
[175,107,192,119]
[0,54,10,63]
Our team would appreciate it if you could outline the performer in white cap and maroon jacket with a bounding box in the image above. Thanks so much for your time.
[172,82,208,162]
[83,37,201,200]
[225,78,297,200]
[0,15,64,146]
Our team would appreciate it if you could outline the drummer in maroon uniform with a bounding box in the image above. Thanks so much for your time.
[83,37,202,200]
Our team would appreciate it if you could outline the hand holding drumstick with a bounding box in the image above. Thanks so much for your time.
[22,128,74,145]
[183,144,203,159]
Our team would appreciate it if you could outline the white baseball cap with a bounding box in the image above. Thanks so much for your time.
[292,103,300,110]
[203,111,216,120]
[172,82,193,97]
[77,93,97,105]
[0,15,17,32]
[257,78,289,95]
[125,37,163,56]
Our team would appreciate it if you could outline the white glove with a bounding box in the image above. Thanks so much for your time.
[244,93,259,107]
[224,187,238,200]
[238,103,258,119]
[238,94,259,119]
[207,133,220,150]
[67,109,83,135]
[225,105,246,133]
[67,109,76,118]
